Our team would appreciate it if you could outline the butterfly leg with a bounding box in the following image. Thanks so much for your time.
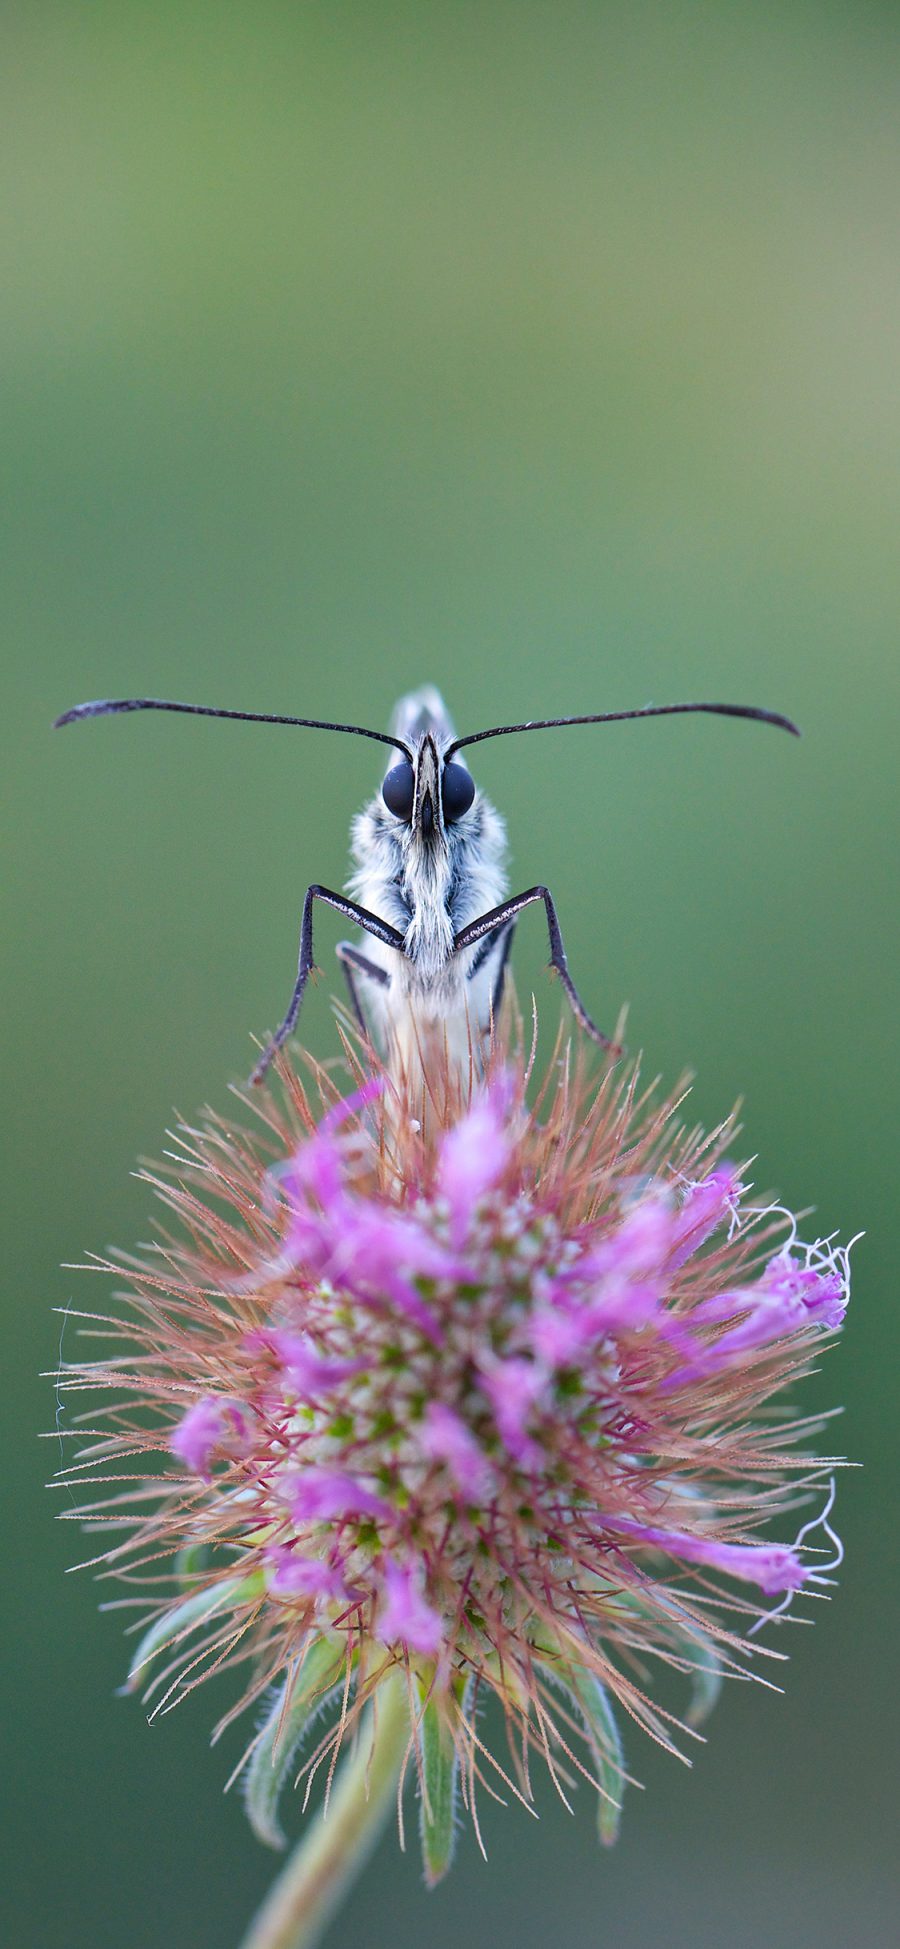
[336,940,390,1038]
[454,886,619,1051]
[490,917,516,1016]
[466,916,517,1018]
[252,886,405,1083]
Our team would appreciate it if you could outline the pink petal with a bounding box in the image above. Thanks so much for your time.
[584,1195,675,1281]
[668,1254,849,1386]
[479,1356,546,1465]
[670,1169,744,1266]
[583,1275,664,1335]
[419,1402,491,1499]
[251,1329,366,1398]
[607,1516,807,1593]
[376,1558,444,1655]
[169,1395,252,1480]
[266,1546,349,1601]
[439,1094,510,1246]
[289,1470,389,1524]
[527,1300,589,1366]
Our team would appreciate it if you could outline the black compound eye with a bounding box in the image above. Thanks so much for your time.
[381,761,415,821]
[441,762,476,823]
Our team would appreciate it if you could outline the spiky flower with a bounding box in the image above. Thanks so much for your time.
[55,1030,850,1933]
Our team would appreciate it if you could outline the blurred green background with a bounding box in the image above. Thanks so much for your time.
[3,3,897,1945]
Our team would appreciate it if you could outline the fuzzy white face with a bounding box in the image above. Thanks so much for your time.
[346,688,509,1071]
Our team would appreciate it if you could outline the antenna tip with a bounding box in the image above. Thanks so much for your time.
[53,700,114,729]
[725,704,801,738]
[734,705,801,738]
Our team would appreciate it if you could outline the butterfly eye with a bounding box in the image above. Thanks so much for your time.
[441,762,476,823]
[382,761,416,821]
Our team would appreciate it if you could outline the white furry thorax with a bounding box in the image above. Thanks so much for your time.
[345,689,508,1058]
[348,788,508,989]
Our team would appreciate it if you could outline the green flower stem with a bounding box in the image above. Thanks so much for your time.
[238,1674,411,1949]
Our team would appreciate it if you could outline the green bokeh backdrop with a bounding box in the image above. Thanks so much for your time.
[3,5,897,1946]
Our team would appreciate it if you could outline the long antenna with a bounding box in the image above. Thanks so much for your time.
[446,699,800,757]
[53,696,413,759]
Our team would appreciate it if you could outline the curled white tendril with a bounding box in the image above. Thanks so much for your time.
[741,1223,859,1640]
[746,1202,862,1296]
[748,1475,845,1637]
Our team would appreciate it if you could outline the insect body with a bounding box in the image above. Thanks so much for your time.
[342,687,512,1082]
[55,685,799,1083]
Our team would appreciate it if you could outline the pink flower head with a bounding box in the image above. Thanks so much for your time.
[376,1557,444,1656]
[58,1029,852,1873]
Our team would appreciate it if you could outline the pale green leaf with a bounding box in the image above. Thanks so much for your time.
[418,1696,461,1887]
[244,1640,345,1850]
[125,1574,258,1691]
[683,1630,724,1727]
[566,1667,625,1846]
